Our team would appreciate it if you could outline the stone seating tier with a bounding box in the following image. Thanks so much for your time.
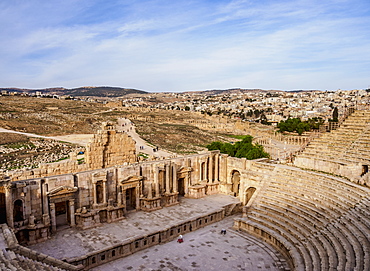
[0,249,65,271]
[294,110,370,179]
[247,211,317,271]
[277,167,368,198]
[250,206,331,270]
[236,163,370,271]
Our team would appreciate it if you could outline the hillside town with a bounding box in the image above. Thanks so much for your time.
[2,88,370,126]
[122,88,370,125]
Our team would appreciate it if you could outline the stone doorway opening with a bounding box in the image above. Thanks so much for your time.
[13,199,24,222]
[0,192,6,224]
[178,178,185,197]
[361,165,368,177]
[55,201,69,227]
[126,187,136,211]
[231,170,241,197]
[245,187,256,205]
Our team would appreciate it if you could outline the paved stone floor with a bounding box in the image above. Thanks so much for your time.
[28,195,288,270]
[92,216,288,271]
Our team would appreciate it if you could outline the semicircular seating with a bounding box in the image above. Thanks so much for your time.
[235,162,370,271]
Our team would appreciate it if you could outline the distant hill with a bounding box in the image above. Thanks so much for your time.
[0,86,148,97]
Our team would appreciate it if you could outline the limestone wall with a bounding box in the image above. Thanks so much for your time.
[85,122,137,169]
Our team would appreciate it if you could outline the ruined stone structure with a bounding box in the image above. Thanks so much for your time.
[0,147,225,245]
[3,122,137,182]
[85,122,137,169]
[0,111,369,270]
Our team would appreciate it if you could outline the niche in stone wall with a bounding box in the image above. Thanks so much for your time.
[231,170,241,197]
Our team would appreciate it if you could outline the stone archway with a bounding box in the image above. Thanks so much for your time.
[244,187,256,205]
[231,170,241,197]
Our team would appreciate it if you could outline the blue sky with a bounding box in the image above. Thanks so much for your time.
[0,0,369,92]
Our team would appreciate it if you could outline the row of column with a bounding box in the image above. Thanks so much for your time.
[200,154,219,183]
[92,179,107,206]
[153,163,178,195]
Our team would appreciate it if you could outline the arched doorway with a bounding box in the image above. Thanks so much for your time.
[231,170,240,197]
[0,192,6,224]
[245,187,256,205]
[13,199,24,222]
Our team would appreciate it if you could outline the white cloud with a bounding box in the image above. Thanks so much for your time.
[0,0,369,91]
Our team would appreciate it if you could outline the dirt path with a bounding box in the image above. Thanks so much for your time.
[0,128,84,143]
[117,118,174,158]
[0,118,175,159]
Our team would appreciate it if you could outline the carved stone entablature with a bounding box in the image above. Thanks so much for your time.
[92,171,107,179]
[178,167,192,173]
[121,175,143,189]
[121,175,143,183]
[199,157,208,163]
[178,166,192,179]
[47,186,78,197]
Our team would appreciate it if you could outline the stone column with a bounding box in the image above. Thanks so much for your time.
[172,164,177,193]
[185,172,190,196]
[204,159,208,181]
[215,154,219,182]
[199,160,203,181]
[154,165,158,184]
[136,184,140,210]
[117,192,123,206]
[209,155,214,183]
[148,182,153,199]
[165,164,171,194]
[102,180,107,204]
[155,182,160,198]
[42,183,49,215]
[5,185,14,228]
[92,180,97,205]
[69,199,76,227]
[122,189,126,208]
[50,202,56,233]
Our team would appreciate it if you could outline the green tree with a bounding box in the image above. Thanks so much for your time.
[206,141,223,151]
[220,143,235,156]
[206,135,269,160]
